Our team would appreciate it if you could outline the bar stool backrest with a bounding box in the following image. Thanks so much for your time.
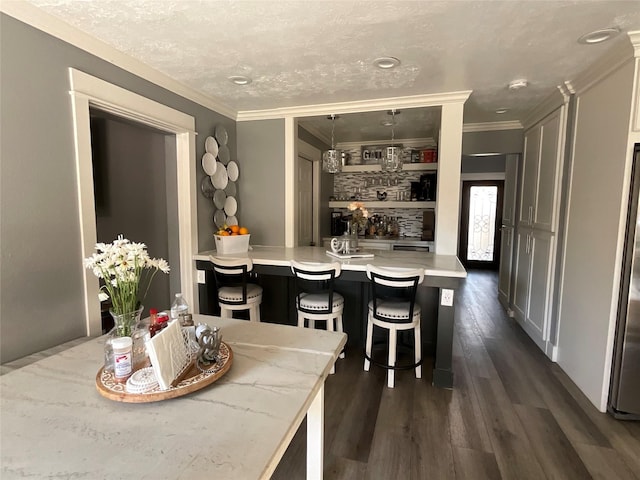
[366,265,425,322]
[209,256,255,305]
[290,260,342,315]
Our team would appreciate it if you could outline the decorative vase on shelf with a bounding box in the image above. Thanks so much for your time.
[348,222,359,252]
[104,306,144,372]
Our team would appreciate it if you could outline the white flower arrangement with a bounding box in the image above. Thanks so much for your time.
[84,235,170,315]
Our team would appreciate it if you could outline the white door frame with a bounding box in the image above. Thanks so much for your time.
[68,68,198,336]
[298,140,321,246]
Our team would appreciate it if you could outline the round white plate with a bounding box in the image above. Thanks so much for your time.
[214,210,226,229]
[224,181,237,196]
[201,176,215,198]
[227,160,239,182]
[213,189,227,209]
[211,162,228,189]
[226,215,238,226]
[218,145,230,165]
[205,136,218,156]
[224,196,237,216]
[202,152,217,176]
[215,125,228,146]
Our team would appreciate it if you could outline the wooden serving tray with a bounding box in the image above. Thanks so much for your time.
[96,342,233,403]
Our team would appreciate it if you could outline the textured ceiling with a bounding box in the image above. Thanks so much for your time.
[22,0,640,141]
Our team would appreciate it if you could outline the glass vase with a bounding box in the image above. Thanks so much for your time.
[348,222,359,253]
[104,306,144,372]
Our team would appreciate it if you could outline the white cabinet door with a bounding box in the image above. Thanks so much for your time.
[527,230,553,340]
[503,155,519,227]
[512,229,532,321]
[519,128,541,226]
[534,110,562,231]
[498,226,514,308]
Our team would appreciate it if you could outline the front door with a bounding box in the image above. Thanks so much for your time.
[459,180,504,269]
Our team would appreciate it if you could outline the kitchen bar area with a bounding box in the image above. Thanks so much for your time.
[194,246,466,388]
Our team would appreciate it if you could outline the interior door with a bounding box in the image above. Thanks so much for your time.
[297,156,313,246]
[458,180,504,269]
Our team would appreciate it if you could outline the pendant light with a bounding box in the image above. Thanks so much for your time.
[322,114,342,173]
[382,109,403,172]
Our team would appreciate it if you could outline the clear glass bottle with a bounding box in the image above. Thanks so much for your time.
[170,293,189,322]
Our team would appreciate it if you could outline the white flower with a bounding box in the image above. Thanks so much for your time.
[98,292,109,302]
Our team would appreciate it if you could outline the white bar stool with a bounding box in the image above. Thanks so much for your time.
[364,264,425,388]
[209,256,263,322]
[291,260,345,373]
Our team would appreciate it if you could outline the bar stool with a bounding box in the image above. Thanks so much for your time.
[291,260,345,373]
[364,264,424,388]
[209,256,262,322]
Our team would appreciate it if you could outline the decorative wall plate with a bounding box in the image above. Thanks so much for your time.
[224,181,237,196]
[224,196,237,216]
[211,162,228,189]
[205,136,219,156]
[218,145,230,165]
[202,152,217,176]
[213,189,227,209]
[200,176,215,198]
[227,161,239,182]
[214,125,228,146]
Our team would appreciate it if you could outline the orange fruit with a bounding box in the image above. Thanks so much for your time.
[219,231,230,236]
[230,225,240,234]
[231,232,239,236]
[239,227,249,235]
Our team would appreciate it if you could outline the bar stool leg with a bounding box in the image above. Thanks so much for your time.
[249,304,261,322]
[388,328,397,389]
[297,311,306,328]
[364,316,373,372]
[415,323,422,379]
[336,313,345,359]
[220,307,231,319]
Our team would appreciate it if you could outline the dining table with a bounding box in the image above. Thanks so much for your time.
[0,315,347,479]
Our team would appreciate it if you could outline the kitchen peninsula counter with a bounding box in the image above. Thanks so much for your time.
[194,246,466,388]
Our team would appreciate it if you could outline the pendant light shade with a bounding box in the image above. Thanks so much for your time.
[322,114,342,173]
[381,109,403,172]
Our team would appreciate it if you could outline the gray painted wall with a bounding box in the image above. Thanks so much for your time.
[461,154,506,173]
[0,14,232,363]
[462,129,523,155]
[237,119,286,246]
[299,126,334,239]
[91,114,173,319]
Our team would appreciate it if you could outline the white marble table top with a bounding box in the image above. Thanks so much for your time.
[194,245,467,278]
[1,315,347,479]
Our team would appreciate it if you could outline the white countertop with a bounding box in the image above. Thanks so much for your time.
[195,245,467,278]
[1,316,347,479]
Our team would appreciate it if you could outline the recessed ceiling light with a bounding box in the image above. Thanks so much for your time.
[508,79,528,90]
[373,57,401,69]
[229,75,252,85]
[578,27,620,45]
[495,108,508,114]
[380,120,393,127]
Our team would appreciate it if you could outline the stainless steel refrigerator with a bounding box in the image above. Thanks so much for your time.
[609,143,640,420]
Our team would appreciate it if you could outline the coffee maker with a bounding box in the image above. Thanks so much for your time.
[411,173,437,201]
[331,212,347,236]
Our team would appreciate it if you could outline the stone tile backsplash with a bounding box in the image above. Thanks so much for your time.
[333,171,433,238]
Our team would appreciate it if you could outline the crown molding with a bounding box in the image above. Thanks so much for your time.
[236,91,472,121]
[522,86,571,129]
[462,121,522,133]
[566,31,636,96]
[0,0,237,120]
[298,123,331,146]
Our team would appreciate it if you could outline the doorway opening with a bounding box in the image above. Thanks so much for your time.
[459,180,504,269]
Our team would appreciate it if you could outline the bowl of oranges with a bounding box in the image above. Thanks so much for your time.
[214,225,251,254]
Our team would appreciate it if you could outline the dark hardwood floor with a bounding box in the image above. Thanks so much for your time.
[272,270,640,480]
